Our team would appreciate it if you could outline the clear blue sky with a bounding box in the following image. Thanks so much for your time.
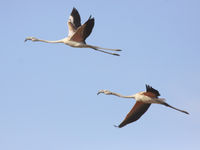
[0,0,200,150]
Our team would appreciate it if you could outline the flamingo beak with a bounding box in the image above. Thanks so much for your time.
[24,37,31,42]
[97,90,103,95]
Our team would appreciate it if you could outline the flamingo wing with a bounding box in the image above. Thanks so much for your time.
[68,7,81,37]
[70,16,94,43]
[146,84,160,97]
[118,102,151,128]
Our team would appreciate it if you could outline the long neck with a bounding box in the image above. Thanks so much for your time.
[110,92,134,99]
[37,39,64,44]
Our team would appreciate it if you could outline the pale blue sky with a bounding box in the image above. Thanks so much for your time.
[0,0,200,150]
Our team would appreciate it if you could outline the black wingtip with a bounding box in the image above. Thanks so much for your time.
[72,7,77,11]
[89,15,92,19]
[145,84,160,97]
[145,84,150,90]
[88,15,95,21]
[70,7,81,28]
[71,7,79,15]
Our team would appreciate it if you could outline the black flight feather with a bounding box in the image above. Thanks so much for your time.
[146,84,160,97]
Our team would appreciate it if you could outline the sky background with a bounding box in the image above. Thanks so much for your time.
[0,0,200,150]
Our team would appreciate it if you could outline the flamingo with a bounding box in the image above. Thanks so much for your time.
[97,85,189,128]
[25,7,121,56]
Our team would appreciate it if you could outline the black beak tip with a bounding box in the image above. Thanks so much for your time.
[24,38,28,42]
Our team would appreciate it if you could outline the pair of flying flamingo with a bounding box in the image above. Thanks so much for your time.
[25,8,189,128]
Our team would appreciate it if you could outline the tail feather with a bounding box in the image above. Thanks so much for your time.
[155,98,166,103]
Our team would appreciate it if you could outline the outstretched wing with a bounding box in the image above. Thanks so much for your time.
[118,102,151,128]
[69,16,94,43]
[146,84,160,97]
[68,7,81,37]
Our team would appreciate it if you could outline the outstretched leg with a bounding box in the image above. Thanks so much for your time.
[93,46,122,51]
[92,48,120,56]
[86,44,122,51]
[85,45,121,56]
[162,102,189,114]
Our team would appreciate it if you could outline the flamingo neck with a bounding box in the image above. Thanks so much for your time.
[111,92,135,99]
[38,39,64,44]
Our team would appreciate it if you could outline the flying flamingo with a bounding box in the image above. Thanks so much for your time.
[25,7,121,56]
[97,85,189,128]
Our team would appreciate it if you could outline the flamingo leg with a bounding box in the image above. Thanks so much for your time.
[91,48,120,56]
[86,44,122,52]
[162,102,189,114]
[85,45,121,56]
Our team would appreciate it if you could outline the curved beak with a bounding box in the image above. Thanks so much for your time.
[24,38,29,42]
[97,90,102,95]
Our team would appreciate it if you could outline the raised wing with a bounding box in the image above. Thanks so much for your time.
[70,7,81,28]
[69,16,94,43]
[118,102,151,128]
[68,7,81,37]
[146,84,160,97]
